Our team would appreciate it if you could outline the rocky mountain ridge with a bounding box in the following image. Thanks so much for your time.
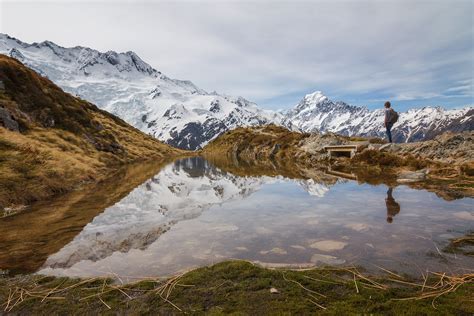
[0,33,280,150]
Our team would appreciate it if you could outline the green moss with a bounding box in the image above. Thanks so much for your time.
[1,261,472,315]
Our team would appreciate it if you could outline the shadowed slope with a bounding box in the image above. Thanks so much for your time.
[0,54,183,208]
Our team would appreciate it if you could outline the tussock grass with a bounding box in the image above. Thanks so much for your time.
[0,261,472,314]
[0,55,184,209]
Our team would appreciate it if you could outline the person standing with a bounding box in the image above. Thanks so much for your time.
[384,101,398,143]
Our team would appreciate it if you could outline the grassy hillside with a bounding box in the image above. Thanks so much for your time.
[0,54,183,209]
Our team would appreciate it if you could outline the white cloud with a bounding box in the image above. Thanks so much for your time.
[1,0,472,109]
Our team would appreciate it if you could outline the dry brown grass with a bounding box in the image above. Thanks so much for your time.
[0,54,185,209]
[0,122,183,209]
[203,124,312,163]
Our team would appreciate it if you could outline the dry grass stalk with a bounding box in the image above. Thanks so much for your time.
[282,272,327,298]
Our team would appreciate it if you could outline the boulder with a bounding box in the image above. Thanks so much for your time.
[0,107,19,132]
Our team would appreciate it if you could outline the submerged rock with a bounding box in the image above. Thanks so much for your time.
[310,254,345,265]
[453,211,474,221]
[260,247,288,255]
[290,245,306,250]
[344,223,370,232]
[309,240,348,251]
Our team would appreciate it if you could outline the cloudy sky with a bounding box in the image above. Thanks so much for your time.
[1,0,473,111]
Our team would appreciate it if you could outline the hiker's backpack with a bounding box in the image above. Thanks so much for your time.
[391,109,399,124]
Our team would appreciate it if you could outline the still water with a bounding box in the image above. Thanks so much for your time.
[1,157,473,280]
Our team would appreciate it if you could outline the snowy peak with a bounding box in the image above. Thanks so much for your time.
[0,33,160,78]
[293,90,365,115]
[0,34,280,150]
[302,91,328,107]
[283,92,473,142]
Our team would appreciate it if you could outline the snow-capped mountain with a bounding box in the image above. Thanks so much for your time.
[39,157,337,270]
[1,33,471,146]
[0,34,280,150]
[283,91,473,142]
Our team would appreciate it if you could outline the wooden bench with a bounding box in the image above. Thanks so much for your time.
[324,145,359,158]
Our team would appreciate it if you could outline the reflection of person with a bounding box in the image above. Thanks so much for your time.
[386,187,400,223]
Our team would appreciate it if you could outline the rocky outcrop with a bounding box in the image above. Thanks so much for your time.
[0,106,19,132]
[389,131,474,165]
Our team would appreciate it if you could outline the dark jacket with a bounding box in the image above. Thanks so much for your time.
[385,108,395,124]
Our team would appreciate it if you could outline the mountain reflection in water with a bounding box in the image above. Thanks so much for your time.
[2,157,472,281]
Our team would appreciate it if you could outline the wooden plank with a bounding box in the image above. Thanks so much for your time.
[324,145,358,150]
[326,148,354,152]
[326,169,358,180]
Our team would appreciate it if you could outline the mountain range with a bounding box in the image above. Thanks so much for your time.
[283,91,473,143]
[0,34,279,150]
[1,33,472,149]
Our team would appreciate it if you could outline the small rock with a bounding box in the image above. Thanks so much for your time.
[379,143,392,151]
[368,144,382,150]
[270,287,279,294]
[379,143,402,152]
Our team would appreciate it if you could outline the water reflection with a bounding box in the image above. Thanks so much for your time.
[385,187,401,223]
[1,156,472,280]
[38,157,342,271]
[0,160,172,274]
